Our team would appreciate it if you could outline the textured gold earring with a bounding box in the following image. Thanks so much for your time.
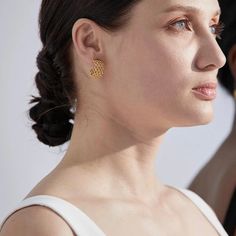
[90,59,104,79]
[234,89,236,100]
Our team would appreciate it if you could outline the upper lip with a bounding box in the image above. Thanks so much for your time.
[192,81,218,89]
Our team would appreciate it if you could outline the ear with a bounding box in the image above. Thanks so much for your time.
[71,18,104,66]
[228,44,236,81]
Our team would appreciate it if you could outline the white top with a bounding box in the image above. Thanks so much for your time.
[0,186,229,236]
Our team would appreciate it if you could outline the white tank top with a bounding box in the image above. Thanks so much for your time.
[0,186,229,236]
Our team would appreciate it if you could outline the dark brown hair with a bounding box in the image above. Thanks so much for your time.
[29,0,141,147]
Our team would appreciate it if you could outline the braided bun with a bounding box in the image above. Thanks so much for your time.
[29,45,76,147]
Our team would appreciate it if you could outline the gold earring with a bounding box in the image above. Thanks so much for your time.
[234,89,236,100]
[90,59,104,79]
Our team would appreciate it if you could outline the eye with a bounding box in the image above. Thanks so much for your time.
[210,21,225,40]
[169,19,192,31]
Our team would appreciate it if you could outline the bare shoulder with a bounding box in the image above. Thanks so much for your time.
[0,205,75,236]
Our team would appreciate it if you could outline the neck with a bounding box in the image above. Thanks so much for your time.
[58,109,167,203]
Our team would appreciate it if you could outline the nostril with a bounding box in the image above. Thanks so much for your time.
[203,64,218,72]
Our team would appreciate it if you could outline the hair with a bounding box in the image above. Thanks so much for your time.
[29,0,141,147]
[217,0,236,96]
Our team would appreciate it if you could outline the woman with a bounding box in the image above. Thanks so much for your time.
[189,0,236,235]
[0,0,228,235]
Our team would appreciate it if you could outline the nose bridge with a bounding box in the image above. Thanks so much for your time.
[196,33,226,71]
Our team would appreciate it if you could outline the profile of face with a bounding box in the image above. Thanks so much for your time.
[73,0,227,137]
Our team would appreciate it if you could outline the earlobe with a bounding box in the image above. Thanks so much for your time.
[71,18,102,64]
[228,44,236,79]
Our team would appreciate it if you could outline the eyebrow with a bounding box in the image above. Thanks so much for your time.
[162,4,221,17]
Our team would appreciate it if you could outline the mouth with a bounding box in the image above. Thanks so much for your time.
[191,87,217,100]
[191,81,218,101]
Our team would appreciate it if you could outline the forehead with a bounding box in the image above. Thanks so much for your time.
[135,0,220,17]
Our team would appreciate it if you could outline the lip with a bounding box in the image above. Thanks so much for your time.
[192,82,218,90]
[191,81,218,100]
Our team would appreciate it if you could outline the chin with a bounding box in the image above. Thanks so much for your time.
[175,105,214,127]
[187,111,214,126]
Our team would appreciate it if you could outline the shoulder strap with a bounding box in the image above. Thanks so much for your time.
[176,187,229,236]
[0,195,107,236]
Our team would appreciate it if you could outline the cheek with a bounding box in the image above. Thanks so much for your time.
[128,38,192,106]
[106,32,195,123]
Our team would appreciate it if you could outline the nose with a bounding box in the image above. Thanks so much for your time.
[195,35,226,71]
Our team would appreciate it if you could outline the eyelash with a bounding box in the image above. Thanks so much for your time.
[169,19,225,40]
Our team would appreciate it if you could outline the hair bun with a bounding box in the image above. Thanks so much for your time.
[29,97,74,146]
[32,121,73,147]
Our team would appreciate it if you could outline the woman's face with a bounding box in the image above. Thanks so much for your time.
[104,0,226,133]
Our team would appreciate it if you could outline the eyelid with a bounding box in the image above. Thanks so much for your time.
[167,17,189,25]
[167,18,192,31]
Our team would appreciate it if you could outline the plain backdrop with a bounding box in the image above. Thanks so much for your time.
[0,0,235,223]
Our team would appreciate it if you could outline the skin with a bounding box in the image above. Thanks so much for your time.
[189,44,236,236]
[0,0,227,235]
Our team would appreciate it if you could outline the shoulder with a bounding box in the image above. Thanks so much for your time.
[183,188,218,218]
[0,205,75,236]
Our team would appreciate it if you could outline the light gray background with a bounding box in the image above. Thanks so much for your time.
[0,1,235,223]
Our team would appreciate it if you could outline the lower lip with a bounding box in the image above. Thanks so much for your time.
[191,88,217,100]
